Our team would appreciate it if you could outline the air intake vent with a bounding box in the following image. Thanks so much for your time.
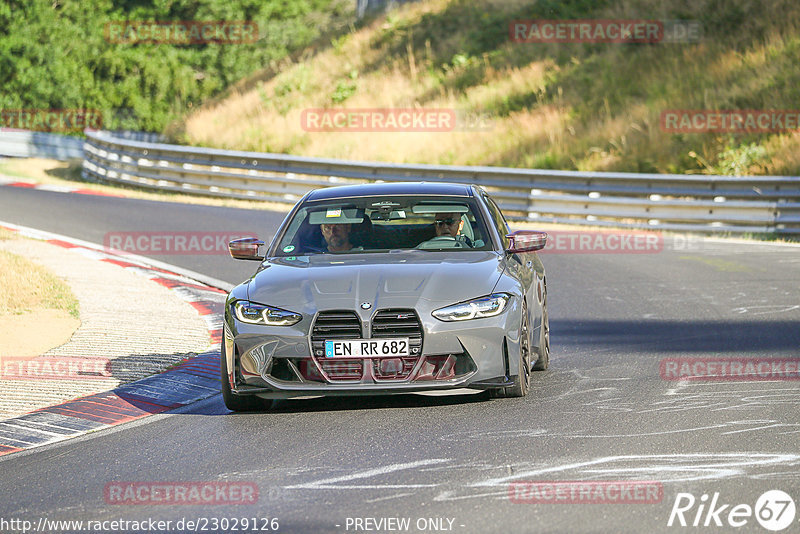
[319,360,363,380]
[311,311,361,340]
[372,309,422,345]
[311,311,363,381]
[372,309,423,377]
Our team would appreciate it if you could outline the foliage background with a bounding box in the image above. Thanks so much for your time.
[0,0,352,132]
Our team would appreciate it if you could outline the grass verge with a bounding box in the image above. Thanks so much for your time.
[0,249,79,319]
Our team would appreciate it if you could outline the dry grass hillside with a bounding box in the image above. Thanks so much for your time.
[172,0,800,175]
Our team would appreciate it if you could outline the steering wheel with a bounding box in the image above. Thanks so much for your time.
[415,235,465,249]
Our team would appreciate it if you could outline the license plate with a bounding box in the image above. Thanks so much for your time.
[324,338,409,358]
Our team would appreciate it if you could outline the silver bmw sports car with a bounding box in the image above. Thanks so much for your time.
[222,182,549,410]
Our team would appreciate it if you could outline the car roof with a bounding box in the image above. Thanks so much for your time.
[305,181,474,201]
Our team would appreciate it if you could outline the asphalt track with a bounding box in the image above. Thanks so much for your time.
[0,185,799,533]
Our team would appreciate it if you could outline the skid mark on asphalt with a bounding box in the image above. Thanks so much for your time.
[538,377,800,438]
[276,454,800,503]
[719,420,800,435]
[439,429,548,441]
[732,304,800,315]
[437,420,799,441]
[471,453,800,484]
[606,385,800,415]
[438,424,723,441]
[284,459,450,489]
[530,368,800,417]
[434,453,800,502]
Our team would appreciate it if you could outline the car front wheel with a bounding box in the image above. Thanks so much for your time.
[491,300,531,398]
[532,290,549,371]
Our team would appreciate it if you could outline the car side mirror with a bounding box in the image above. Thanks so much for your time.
[229,237,266,260]
[506,230,547,253]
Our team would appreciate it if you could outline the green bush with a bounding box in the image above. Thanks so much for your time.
[0,0,352,134]
[714,142,768,175]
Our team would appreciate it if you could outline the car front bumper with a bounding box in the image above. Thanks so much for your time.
[223,297,524,399]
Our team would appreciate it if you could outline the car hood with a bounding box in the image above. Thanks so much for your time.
[246,251,504,313]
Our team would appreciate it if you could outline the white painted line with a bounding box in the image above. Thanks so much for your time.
[36,184,79,193]
[0,422,65,438]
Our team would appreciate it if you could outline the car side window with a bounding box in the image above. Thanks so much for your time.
[483,194,510,249]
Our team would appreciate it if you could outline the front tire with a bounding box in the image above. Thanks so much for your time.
[220,343,269,412]
[532,290,550,371]
[492,300,531,398]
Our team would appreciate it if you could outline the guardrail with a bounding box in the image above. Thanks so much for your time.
[0,130,166,161]
[0,130,84,160]
[82,130,800,234]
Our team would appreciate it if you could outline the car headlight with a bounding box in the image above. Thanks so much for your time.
[432,293,511,322]
[233,301,302,326]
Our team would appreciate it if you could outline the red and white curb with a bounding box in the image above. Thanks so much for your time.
[0,221,229,458]
[0,175,125,198]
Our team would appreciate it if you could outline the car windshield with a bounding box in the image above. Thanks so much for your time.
[274,195,493,255]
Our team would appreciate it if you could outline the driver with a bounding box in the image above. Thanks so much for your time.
[320,223,354,252]
[414,212,473,249]
[434,212,464,238]
[433,212,472,246]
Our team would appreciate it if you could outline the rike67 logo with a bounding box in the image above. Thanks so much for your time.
[668,490,796,531]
